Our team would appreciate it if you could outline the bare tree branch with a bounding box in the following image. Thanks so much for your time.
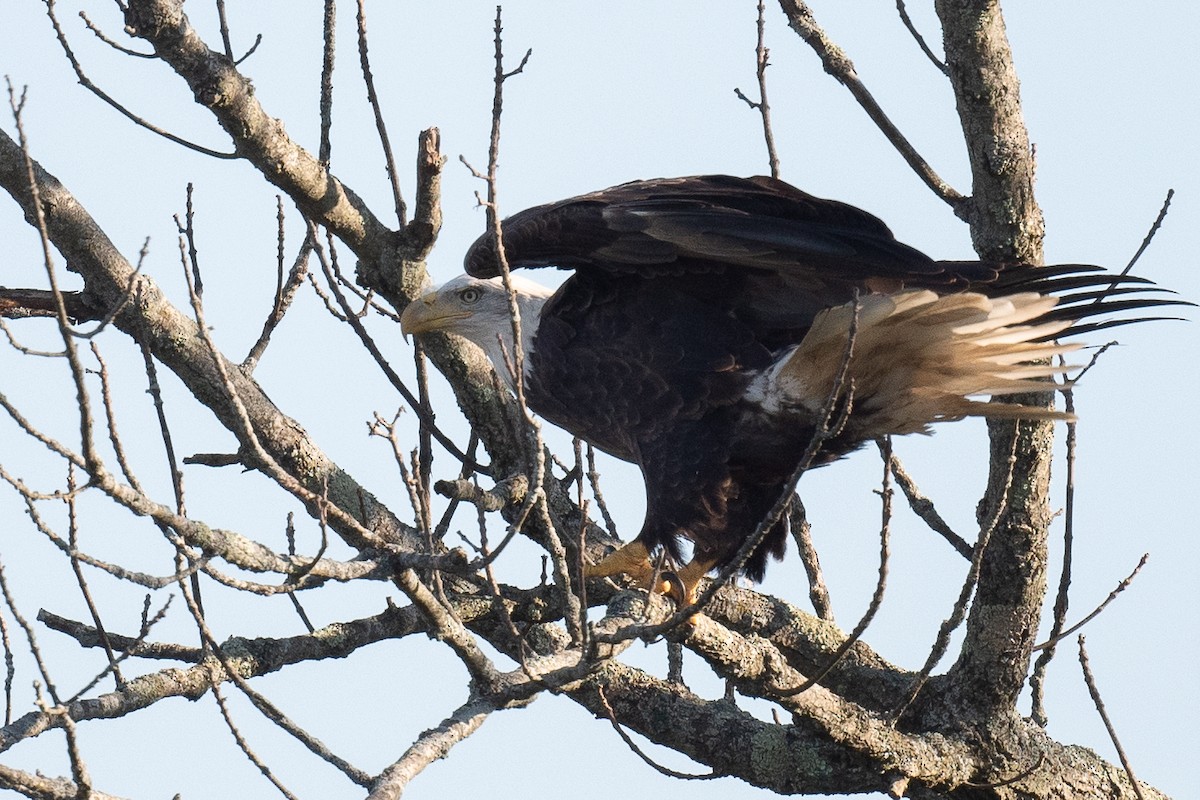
[777,0,965,209]
[1078,637,1149,800]
[368,699,494,800]
[734,0,781,179]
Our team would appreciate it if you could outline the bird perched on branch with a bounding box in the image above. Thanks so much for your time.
[401,175,1181,605]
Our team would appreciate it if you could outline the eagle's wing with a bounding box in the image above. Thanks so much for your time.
[466,174,944,282]
[465,175,1185,336]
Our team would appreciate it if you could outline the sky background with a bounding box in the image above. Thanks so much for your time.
[1,2,1197,798]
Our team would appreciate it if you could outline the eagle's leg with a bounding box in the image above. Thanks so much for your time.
[666,556,720,608]
[584,540,657,587]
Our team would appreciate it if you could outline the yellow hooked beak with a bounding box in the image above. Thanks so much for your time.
[400,290,472,336]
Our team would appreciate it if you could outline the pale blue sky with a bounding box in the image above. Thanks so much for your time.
[1,3,1196,798]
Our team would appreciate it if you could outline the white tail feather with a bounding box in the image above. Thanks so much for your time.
[766,290,1077,436]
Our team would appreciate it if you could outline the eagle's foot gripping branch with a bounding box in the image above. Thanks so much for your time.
[585,540,716,617]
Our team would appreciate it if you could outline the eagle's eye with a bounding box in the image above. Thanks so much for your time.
[458,287,483,305]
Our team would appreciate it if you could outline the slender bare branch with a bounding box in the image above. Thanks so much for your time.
[45,0,237,159]
[776,0,965,209]
[883,444,972,559]
[1121,189,1174,278]
[893,432,1018,722]
[778,440,891,696]
[789,497,833,620]
[210,681,302,800]
[1033,554,1148,653]
[367,699,494,800]
[894,0,948,74]
[242,207,312,372]
[356,0,407,224]
[1078,637,1148,800]
[597,686,720,780]
[734,0,781,178]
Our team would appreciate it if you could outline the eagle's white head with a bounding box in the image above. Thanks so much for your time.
[399,274,554,391]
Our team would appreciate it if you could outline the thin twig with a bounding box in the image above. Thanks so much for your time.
[33,685,92,799]
[91,343,143,493]
[584,443,619,539]
[894,0,948,74]
[177,560,373,790]
[596,687,719,780]
[67,239,148,341]
[733,0,781,178]
[61,597,174,702]
[1030,360,1079,724]
[215,0,235,60]
[1090,189,1174,309]
[79,11,153,57]
[173,183,203,297]
[1033,555,1148,652]
[356,0,407,224]
[64,466,126,689]
[0,600,13,725]
[311,231,488,473]
[789,496,833,621]
[210,681,302,800]
[776,0,964,209]
[0,560,60,705]
[7,478,209,590]
[1069,342,1118,386]
[0,390,85,470]
[7,79,103,475]
[235,36,264,66]
[414,344,435,499]
[883,444,972,560]
[473,7,586,645]
[44,0,237,159]
[1121,189,1173,278]
[140,344,183,521]
[1078,637,1148,800]
[779,439,892,696]
[284,506,322,634]
[243,207,312,372]
[318,0,336,167]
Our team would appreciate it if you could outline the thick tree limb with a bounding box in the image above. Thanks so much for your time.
[0,287,100,320]
[933,0,1053,719]
[580,595,1165,799]
[934,0,1044,262]
[0,763,126,800]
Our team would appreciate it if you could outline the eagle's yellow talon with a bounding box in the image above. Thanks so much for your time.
[584,540,656,587]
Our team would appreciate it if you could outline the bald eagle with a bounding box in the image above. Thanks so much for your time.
[401,175,1178,602]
